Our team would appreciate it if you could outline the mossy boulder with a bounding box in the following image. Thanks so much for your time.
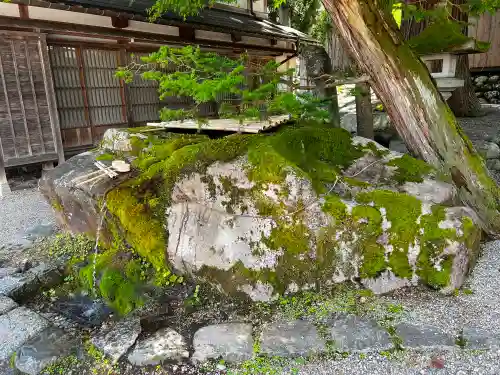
[40,125,482,303]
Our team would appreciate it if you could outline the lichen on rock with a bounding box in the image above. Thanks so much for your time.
[39,123,482,307]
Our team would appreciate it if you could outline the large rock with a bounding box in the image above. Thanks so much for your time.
[0,307,50,361]
[40,126,482,302]
[15,327,76,375]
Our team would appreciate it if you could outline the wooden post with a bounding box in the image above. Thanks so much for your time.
[38,34,65,165]
[119,47,133,127]
[355,82,374,139]
[0,151,10,196]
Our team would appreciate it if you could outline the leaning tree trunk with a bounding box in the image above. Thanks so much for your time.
[322,0,500,235]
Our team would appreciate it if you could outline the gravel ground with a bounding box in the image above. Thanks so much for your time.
[299,348,500,375]
[0,188,55,248]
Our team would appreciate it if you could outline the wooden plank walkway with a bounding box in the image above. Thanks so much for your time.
[146,115,290,133]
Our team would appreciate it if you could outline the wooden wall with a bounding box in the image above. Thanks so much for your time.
[469,12,500,71]
[0,31,63,168]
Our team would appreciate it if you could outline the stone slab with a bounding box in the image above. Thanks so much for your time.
[0,273,39,299]
[0,307,50,361]
[463,327,500,349]
[192,323,253,363]
[0,267,20,278]
[91,317,141,363]
[329,315,392,352]
[15,327,76,375]
[396,323,455,349]
[128,328,189,366]
[0,296,18,315]
[260,320,326,357]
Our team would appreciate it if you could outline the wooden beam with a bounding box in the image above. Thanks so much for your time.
[24,40,46,153]
[179,26,196,42]
[111,16,129,29]
[0,52,18,158]
[38,34,65,165]
[0,17,296,54]
[10,40,32,155]
[231,33,242,42]
[18,4,29,20]
[4,152,59,168]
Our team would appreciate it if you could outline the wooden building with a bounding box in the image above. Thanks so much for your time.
[0,0,312,191]
[469,12,500,72]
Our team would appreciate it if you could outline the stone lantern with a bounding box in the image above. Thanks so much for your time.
[421,52,464,100]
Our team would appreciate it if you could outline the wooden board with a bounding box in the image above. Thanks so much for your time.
[147,115,290,133]
[0,30,63,168]
[469,12,500,70]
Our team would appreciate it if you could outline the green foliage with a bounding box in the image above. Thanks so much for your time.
[41,233,94,262]
[148,0,236,19]
[310,10,332,44]
[387,154,433,184]
[117,45,303,123]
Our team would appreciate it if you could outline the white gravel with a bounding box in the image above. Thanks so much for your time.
[0,188,55,248]
[298,348,500,374]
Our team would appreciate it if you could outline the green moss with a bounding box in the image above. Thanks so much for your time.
[356,190,422,279]
[95,153,115,161]
[321,195,347,222]
[387,154,433,184]
[50,199,64,212]
[107,188,166,271]
[352,205,385,278]
[408,21,472,55]
[343,177,370,188]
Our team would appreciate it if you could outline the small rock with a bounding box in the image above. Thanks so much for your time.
[475,76,488,85]
[128,328,189,366]
[396,323,455,349]
[389,139,409,154]
[192,323,253,363]
[0,267,21,278]
[0,307,50,361]
[23,223,56,242]
[102,129,132,152]
[401,179,456,205]
[28,263,63,289]
[20,259,33,272]
[91,317,141,363]
[329,315,392,352]
[488,75,499,83]
[484,91,499,100]
[487,159,500,172]
[0,296,18,315]
[260,320,326,357]
[15,327,76,375]
[478,142,500,159]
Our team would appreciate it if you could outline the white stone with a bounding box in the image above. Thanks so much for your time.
[102,129,132,152]
[401,179,456,205]
[127,328,188,366]
[192,323,253,363]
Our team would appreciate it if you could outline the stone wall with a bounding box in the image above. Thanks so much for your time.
[472,74,500,104]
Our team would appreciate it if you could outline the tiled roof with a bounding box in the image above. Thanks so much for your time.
[48,0,316,42]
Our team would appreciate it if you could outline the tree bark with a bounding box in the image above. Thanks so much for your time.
[322,0,500,235]
[355,82,374,139]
